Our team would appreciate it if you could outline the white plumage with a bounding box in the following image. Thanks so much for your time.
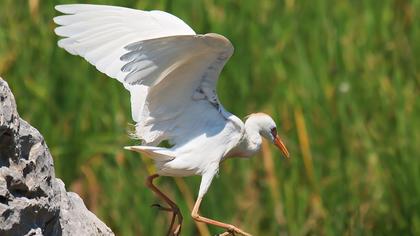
[54,4,289,236]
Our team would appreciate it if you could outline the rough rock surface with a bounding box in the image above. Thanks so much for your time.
[0,78,114,236]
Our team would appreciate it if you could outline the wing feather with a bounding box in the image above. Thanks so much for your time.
[119,34,236,145]
[54,4,195,83]
[54,4,242,146]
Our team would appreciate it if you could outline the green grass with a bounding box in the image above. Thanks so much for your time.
[1,0,420,235]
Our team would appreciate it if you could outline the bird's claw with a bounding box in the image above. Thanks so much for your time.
[217,232,234,236]
[169,212,182,236]
[151,203,182,236]
[173,224,181,236]
[217,225,252,236]
[151,203,172,212]
[151,203,161,208]
[172,210,183,235]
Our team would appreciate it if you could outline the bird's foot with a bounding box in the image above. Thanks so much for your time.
[172,223,181,236]
[151,203,172,212]
[218,232,233,236]
[171,206,183,236]
[218,225,252,236]
[151,203,183,236]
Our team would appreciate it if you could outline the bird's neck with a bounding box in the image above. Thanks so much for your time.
[231,117,262,157]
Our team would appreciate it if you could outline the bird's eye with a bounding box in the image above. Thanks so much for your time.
[270,127,277,137]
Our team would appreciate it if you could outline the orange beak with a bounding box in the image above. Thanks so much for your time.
[274,135,290,158]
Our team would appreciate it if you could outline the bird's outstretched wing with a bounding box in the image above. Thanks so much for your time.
[54,4,195,82]
[54,4,242,146]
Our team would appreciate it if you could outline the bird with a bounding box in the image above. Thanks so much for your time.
[53,4,290,236]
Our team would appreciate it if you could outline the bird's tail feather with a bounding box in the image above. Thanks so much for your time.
[124,146,175,161]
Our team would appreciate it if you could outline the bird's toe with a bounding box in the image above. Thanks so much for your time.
[151,203,172,212]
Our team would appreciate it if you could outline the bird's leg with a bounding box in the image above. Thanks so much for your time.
[146,174,183,236]
[191,197,252,236]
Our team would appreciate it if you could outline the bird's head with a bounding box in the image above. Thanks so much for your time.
[246,113,290,158]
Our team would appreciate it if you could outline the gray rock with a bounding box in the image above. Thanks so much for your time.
[0,78,114,236]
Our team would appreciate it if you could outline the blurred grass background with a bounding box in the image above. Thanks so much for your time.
[1,0,420,235]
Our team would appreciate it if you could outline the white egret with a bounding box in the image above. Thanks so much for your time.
[54,4,290,236]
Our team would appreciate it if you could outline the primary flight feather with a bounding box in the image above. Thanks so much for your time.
[54,4,289,236]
